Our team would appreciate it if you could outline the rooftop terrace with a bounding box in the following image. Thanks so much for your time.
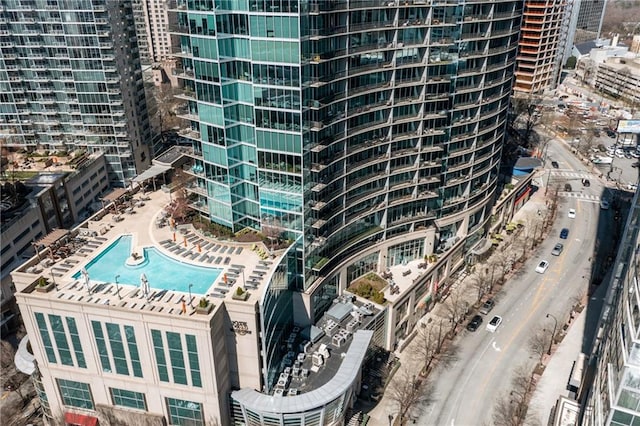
[12,185,280,318]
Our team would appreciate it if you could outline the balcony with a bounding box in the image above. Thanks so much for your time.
[179,128,201,140]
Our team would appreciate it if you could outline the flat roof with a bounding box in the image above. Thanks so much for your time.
[14,187,281,318]
[232,330,373,414]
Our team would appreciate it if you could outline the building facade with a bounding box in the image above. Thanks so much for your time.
[594,57,640,108]
[169,0,522,327]
[581,189,640,425]
[573,0,607,45]
[514,0,569,94]
[0,0,155,186]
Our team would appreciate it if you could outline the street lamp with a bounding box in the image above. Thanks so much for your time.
[546,313,558,355]
[115,275,121,300]
[188,283,193,307]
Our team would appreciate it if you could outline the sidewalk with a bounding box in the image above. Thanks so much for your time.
[365,182,550,425]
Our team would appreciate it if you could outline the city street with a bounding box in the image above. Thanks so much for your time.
[416,139,613,425]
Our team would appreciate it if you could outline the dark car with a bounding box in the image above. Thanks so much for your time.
[607,130,616,138]
[564,183,572,192]
[560,228,569,239]
[466,315,483,332]
[551,161,559,169]
[582,179,590,187]
[632,162,640,168]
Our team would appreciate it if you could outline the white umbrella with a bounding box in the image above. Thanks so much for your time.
[140,273,150,299]
[81,268,91,294]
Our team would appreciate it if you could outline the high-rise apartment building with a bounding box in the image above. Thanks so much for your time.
[514,0,569,94]
[142,0,174,63]
[0,0,154,186]
[573,0,607,44]
[580,190,640,425]
[170,0,522,313]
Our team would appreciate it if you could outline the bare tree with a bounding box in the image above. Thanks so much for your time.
[492,364,536,426]
[386,363,428,424]
[410,321,441,376]
[528,327,553,363]
[164,169,192,224]
[442,286,469,335]
[469,268,492,303]
[509,95,544,147]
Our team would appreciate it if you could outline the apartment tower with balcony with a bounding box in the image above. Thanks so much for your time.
[580,190,640,425]
[170,0,522,345]
[0,0,154,186]
[573,0,607,45]
[514,0,569,94]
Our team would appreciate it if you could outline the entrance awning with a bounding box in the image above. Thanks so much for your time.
[132,164,171,183]
[64,412,98,426]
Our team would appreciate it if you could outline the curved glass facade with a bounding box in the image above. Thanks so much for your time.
[171,0,522,295]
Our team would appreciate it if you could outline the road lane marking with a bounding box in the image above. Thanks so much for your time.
[492,341,502,352]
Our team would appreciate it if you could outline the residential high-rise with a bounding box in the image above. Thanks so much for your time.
[580,189,640,425]
[573,0,607,44]
[170,0,522,318]
[514,0,569,94]
[0,0,155,186]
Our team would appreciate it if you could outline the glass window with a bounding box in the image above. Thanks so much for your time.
[35,312,57,364]
[66,317,86,368]
[106,323,129,376]
[166,332,188,385]
[57,379,93,410]
[110,388,147,411]
[166,397,204,426]
[124,325,143,378]
[48,315,73,366]
[91,321,112,373]
[151,330,169,382]
[185,335,202,387]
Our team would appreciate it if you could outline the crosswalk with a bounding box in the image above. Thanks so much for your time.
[550,170,594,179]
[557,191,601,203]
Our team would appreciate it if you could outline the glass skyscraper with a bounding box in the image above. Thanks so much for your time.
[0,0,155,186]
[170,0,522,314]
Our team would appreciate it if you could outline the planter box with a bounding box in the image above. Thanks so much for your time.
[36,283,55,293]
[195,304,214,315]
[232,292,249,301]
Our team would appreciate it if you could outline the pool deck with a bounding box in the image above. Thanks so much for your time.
[14,187,278,317]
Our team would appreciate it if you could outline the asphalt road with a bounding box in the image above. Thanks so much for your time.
[419,140,611,425]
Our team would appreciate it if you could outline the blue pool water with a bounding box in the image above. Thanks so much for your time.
[73,235,221,294]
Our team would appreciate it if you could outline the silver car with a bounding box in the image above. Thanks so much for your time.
[551,243,564,256]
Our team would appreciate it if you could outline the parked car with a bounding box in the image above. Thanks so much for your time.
[551,243,564,256]
[560,228,569,239]
[568,208,576,219]
[632,162,640,168]
[486,315,503,332]
[480,299,495,315]
[466,315,483,332]
[535,260,550,274]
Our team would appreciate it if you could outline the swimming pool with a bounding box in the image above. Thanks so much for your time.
[74,235,221,295]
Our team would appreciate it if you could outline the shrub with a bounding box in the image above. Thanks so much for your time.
[235,287,245,296]
[198,297,209,308]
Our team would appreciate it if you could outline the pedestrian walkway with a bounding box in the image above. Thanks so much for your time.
[365,183,550,425]
[558,191,601,203]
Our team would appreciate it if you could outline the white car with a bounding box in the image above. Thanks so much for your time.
[486,315,502,332]
[600,200,610,210]
[568,208,576,218]
[535,260,549,274]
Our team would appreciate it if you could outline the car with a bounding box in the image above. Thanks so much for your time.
[564,183,572,192]
[535,260,550,274]
[551,243,564,256]
[486,315,503,332]
[551,161,559,169]
[582,179,590,187]
[480,299,495,315]
[568,208,576,218]
[600,200,610,210]
[466,315,483,332]
[632,162,640,168]
[560,228,569,239]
